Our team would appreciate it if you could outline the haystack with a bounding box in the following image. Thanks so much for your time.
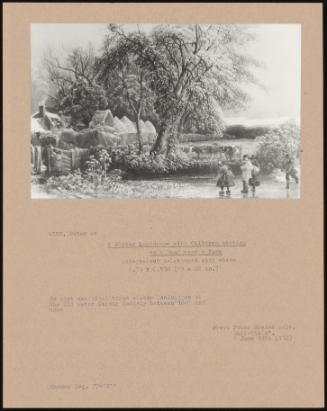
[121,116,137,132]
[120,116,138,143]
[113,117,128,145]
[145,120,157,143]
[145,120,156,134]
[137,120,149,143]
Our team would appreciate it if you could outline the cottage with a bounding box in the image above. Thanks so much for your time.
[31,104,66,145]
[31,118,47,134]
[32,104,66,131]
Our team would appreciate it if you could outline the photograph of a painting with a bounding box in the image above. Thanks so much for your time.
[31,24,301,199]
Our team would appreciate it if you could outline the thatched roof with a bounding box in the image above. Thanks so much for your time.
[32,108,66,130]
[90,109,114,127]
[31,118,46,133]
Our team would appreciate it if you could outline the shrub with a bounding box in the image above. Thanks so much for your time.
[45,170,89,194]
[44,166,122,197]
[255,122,300,173]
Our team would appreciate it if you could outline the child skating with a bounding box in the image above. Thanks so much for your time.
[216,161,235,197]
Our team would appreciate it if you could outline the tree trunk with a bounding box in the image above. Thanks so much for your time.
[166,126,178,157]
[177,110,189,141]
[165,111,186,156]
[150,121,168,155]
[135,114,143,154]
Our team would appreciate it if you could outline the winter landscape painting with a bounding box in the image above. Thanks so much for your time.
[31,24,301,199]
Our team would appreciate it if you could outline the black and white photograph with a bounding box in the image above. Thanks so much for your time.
[31,24,301,199]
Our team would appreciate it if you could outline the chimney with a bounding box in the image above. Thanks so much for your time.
[38,104,45,118]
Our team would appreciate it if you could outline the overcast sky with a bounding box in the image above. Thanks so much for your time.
[31,24,301,120]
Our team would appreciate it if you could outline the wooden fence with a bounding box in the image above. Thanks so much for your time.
[31,145,89,175]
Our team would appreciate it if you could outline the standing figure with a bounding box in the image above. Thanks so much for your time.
[284,154,299,189]
[216,161,235,196]
[240,155,253,194]
[249,155,260,194]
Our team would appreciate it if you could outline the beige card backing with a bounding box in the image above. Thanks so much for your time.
[3,3,324,408]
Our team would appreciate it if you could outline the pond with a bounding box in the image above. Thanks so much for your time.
[109,175,300,199]
[32,173,300,199]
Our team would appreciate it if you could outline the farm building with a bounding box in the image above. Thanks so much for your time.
[89,109,115,128]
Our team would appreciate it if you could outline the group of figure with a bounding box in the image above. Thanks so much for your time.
[216,154,298,197]
[216,154,259,197]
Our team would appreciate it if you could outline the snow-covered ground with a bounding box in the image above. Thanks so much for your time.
[31,174,300,199]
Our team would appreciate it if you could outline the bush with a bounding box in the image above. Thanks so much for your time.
[255,122,300,173]
[66,142,228,179]
[110,145,218,177]
[45,170,91,194]
[44,146,116,195]
[44,163,122,197]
